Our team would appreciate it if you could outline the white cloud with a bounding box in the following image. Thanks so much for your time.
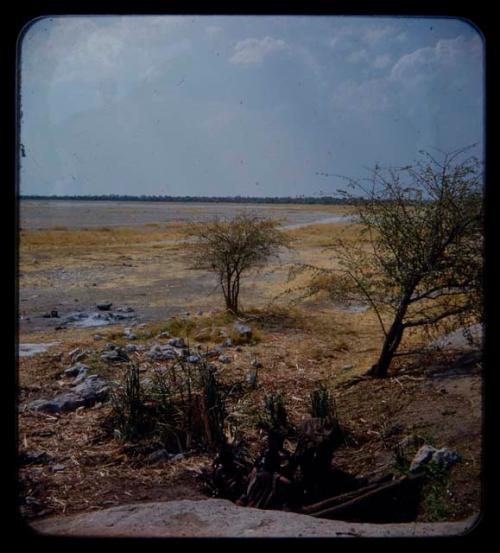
[363,26,393,44]
[229,36,287,64]
[373,54,392,69]
[390,35,483,86]
[331,78,393,113]
[347,49,370,64]
[23,16,192,86]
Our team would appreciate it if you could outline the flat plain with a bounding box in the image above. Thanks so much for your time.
[17,200,482,529]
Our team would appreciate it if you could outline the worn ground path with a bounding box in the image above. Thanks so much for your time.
[31,498,478,538]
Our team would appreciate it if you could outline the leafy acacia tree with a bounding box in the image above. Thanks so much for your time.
[187,213,290,314]
[304,147,483,378]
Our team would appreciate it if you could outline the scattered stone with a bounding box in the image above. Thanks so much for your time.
[50,464,66,473]
[187,355,201,364]
[171,453,185,462]
[235,346,243,352]
[73,351,87,363]
[72,369,90,385]
[145,449,172,465]
[168,337,186,348]
[233,323,252,340]
[196,310,204,316]
[432,448,461,468]
[125,344,138,353]
[93,334,104,341]
[116,306,135,313]
[245,370,258,388]
[409,445,460,473]
[157,331,170,339]
[218,355,231,364]
[101,347,129,363]
[19,451,50,465]
[147,344,177,361]
[251,359,263,369]
[50,310,59,318]
[68,347,81,359]
[72,375,110,403]
[64,363,90,378]
[96,301,113,311]
[123,328,137,340]
[223,338,233,348]
[341,364,354,371]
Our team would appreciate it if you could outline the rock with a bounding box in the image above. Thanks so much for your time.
[101,347,129,363]
[147,344,176,361]
[171,453,185,462]
[157,331,170,339]
[50,464,66,473]
[409,445,436,473]
[341,364,354,371]
[145,449,171,465]
[409,445,460,473]
[96,301,113,311]
[187,355,201,364]
[196,311,204,316]
[116,306,135,313]
[29,498,479,537]
[72,375,110,404]
[218,355,231,364]
[432,448,460,468]
[168,337,186,348]
[125,344,138,353]
[19,451,50,465]
[93,334,104,341]
[68,347,81,359]
[50,310,59,318]
[73,351,87,363]
[233,323,252,340]
[235,346,243,352]
[223,338,233,348]
[28,375,109,414]
[245,370,258,388]
[28,394,86,414]
[123,328,137,340]
[64,363,90,378]
[251,359,262,369]
[72,369,90,385]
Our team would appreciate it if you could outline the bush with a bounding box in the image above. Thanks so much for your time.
[104,357,227,452]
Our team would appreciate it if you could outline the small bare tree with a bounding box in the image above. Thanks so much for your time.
[187,212,290,314]
[300,147,483,378]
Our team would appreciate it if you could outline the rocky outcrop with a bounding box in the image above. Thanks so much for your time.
[30,499,478,537]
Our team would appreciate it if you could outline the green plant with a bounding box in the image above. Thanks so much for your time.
[103,357,227,453]
[309,384,337,419]
[258,393,289,435]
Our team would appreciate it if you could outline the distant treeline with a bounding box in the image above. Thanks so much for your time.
[20,194,349,205]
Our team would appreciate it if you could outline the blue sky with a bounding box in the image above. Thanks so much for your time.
[20,15,484,197]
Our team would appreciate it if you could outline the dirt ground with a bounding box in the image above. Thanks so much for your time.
[17,203,483,527]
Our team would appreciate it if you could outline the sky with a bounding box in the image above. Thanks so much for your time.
[19,15,484,197]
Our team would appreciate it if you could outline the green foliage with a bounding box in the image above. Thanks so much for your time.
[104,357,227,452]
[309,384,337,419]
[258,392,289,434]
[186,212,291,313]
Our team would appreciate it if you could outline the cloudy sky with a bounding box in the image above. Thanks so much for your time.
[20,15,484,197]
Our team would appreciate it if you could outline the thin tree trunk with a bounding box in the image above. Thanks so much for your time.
[369,293,412,378]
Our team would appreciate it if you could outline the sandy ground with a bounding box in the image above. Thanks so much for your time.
[17,201,483,531]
